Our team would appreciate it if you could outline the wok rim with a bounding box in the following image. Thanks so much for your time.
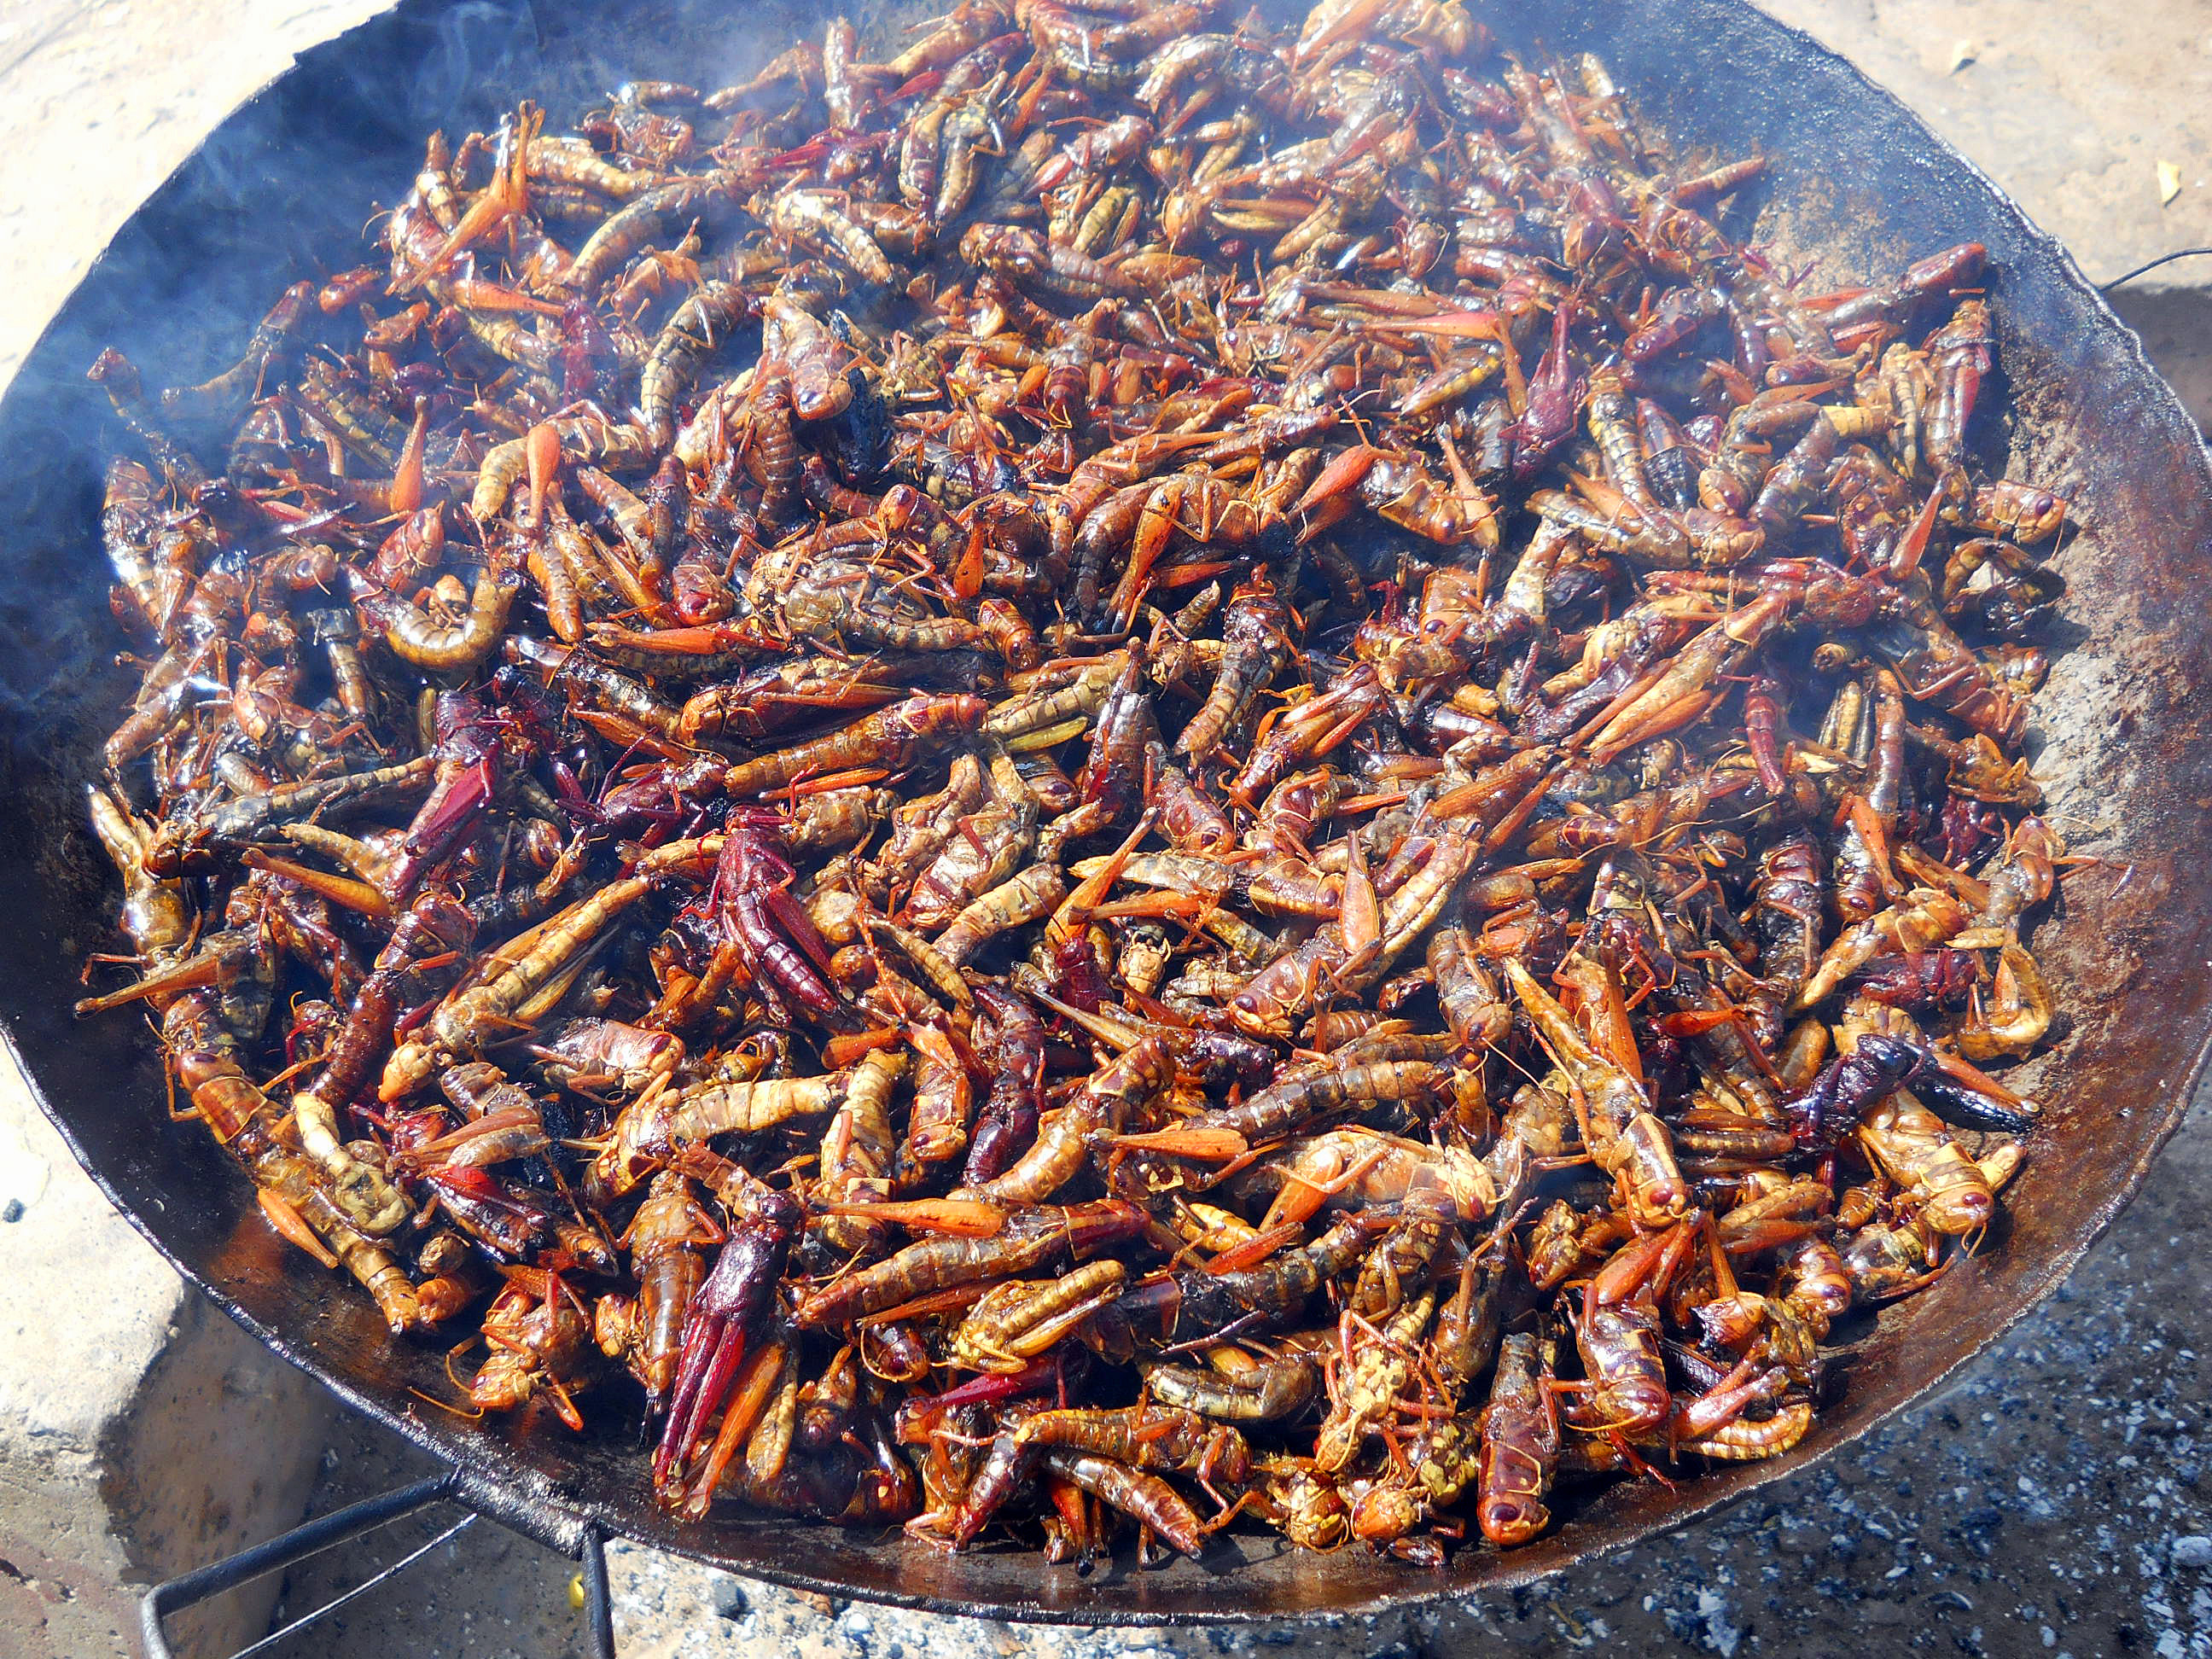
[9,0,2209,1626]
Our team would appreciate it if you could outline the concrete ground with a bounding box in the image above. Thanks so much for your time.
[1762,0,2212,431]
[0,1,2208,1656]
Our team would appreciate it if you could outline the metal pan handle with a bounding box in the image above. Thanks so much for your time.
[139,1469,616,1659]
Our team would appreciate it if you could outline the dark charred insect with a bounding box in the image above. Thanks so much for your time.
[78,0,2058,1570]
[1782,1033,1922,1150]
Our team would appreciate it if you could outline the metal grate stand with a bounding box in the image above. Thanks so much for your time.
[140,1468,617,1659]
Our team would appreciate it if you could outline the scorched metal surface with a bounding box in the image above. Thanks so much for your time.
[0,0,2205,1626]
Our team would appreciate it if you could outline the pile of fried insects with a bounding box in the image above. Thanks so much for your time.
[82,0,2069,1567]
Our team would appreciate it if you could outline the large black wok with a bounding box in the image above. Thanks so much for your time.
[1,0,2206,1627]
